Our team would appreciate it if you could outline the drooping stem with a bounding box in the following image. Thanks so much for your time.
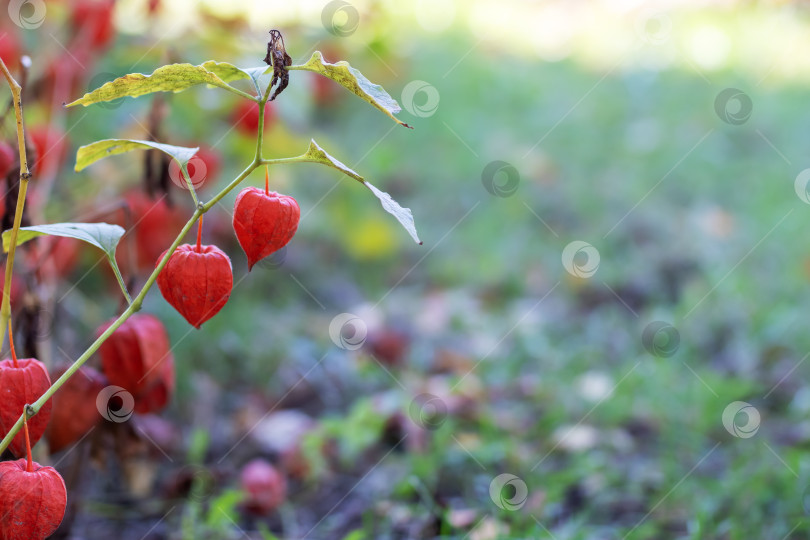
[265,166,270,195]
[182,162,200,208]
[23,416,32,472]
[109,255,133,305]
[196,215,203,252]
[8,320,17,368]
[0,58,31,352]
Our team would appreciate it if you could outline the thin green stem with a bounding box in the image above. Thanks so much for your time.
[201,162,259,212]
[0,58,30,351]
[255,68,274,163]
[219,84,260,103]
[181,163,200,207]
[108,255,132,305]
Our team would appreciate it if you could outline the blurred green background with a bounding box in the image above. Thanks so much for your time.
[4,0,810,538]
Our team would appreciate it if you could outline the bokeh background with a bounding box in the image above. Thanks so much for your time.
[3,0,810,538]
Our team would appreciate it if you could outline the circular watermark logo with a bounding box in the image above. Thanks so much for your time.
[481,160,519,198]
[722,401,760,439]
[401,80,440,118]
[256,246,287,271]
[561,241,600,278]
[714,88,753,125]
[634,9,671,45]
[321,0,360,37]
[8,0,46,29]
[168,156,208,190]
[489,473,528,511]
[408,393,447,430]
[96,385,135,423]
[329,313,367,350]
[794,169,810,204]
[641,321,680,358]
[186,465,216,502]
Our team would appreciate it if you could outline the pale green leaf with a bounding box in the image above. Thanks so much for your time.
[2,222,124,258]
[200,61,251,85]
[66,63,251,107]
[363,181,421,245]
[75,139,199,172]
[241,66,274,97]
[301,140,420,244]
[302,139,364,181]
[290,52,411,128]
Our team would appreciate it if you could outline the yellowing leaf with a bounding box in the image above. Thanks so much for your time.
[290,52,411,128]
[66,63,253,107]
[297,140,421,244]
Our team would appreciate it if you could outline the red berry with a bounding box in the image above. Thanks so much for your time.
[240,459,287,515]
[30,236,80,282]
[0,141,16,178]
[0,357,52,458]
[368,328,410,367]
[233,186,300,271]
[0,274,23,311]
[121,191,188,272]
[71,0,115,50]
[29,126,68,178]
[0,459,67,540]
[312,73,341,107]
[156,244,233,328]
[232,101,275,136]
[0,32,21,71]
[46,365,106,453]
[97,314,175,414]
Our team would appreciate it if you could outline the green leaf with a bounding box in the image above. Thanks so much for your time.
[363,181,421,245]
[2,222,124,258]
[241,66,274,97]
[301,140,421,244]
[75,139,199,172]
[290,52,412,128]
[65,62,253,107]
[302,139,364,181]
[200,61,251,85]
[205,489,244,529]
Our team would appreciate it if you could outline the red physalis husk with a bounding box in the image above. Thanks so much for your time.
[0,333,52,458]
[97,313,175,414]
[0,459,67,539]
[233,187,300,271]
[46,364,107,453]
[233,168,300,271]
[0,417,67,540]
[240,459,288,515]
[156,243,233,329]
[121,191,188,272]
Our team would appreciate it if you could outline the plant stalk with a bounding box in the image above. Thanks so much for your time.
[0,52,334,455]
[0,58,31,352]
